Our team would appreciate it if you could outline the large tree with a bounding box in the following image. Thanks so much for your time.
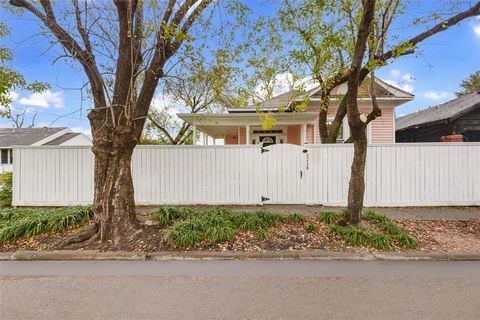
[143,55,233,145]
[246,0,480,224]
[0,22,47,127]
[5,0,223,245]
[456,70,480,96]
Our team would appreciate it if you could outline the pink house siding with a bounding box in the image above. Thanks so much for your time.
[362,107,395,143]
[308,106,395,144]
[306,124,314,144]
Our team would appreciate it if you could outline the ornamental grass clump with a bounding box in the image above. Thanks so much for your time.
[152,206,197,225]
[164,218,205,248]
[304,223,318,233]
[317,211,339,225]
[363,210,418,249]
[0,206,93,243]
[285,213,306,223]
[329,224,391,250]
[164,208,286,248]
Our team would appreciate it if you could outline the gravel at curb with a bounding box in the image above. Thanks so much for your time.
[1,250,480,261]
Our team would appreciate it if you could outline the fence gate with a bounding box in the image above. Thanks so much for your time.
[260,144,308,204]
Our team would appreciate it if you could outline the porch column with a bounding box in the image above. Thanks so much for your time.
[246,124,250,144]
[237,127,240,145]
[301,124,307,145]
[192,125,197,145]
[313,122,318,144]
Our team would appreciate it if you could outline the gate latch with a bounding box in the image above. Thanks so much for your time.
[261,146,270,154]
[261,196,270,202]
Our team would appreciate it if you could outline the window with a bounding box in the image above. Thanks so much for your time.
[252,129,283,134]
[1,149,10,164]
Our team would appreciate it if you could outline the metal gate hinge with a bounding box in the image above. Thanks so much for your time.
[261,196,270,202]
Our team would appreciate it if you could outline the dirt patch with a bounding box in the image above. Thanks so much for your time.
[397,219,480,252]
[1,215,479,253]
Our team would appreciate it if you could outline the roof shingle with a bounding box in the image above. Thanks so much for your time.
[396,92,480,131]
[0,127,67,147]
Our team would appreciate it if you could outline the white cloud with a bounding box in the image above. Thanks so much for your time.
[8,91,19,101]
[424,90,453,101]
[384,69,415,93]
[401,73,414,82]
[473,18,480,37]
[384,79,414,93]
[150,93,180,120]
[18,90,64,108]
[390,69,401,78]
[254,72,316,100]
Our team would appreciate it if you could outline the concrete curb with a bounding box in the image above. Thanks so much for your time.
[1,250,480,261]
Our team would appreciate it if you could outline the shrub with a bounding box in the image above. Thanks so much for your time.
[317,211,338,224]
[0,172,12,207]
[0,206,93,243]
[363,210,417,249]
[304,223,318,233]
[285,213,306,223]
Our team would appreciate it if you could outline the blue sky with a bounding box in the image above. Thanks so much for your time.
[1,1,480,134]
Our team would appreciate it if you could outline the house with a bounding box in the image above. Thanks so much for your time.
[396,92,480,142]
[178,78,414,146]
[0,127,91,173]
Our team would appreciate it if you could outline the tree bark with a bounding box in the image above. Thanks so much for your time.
[346,126,367,224]
[91,128,140,245]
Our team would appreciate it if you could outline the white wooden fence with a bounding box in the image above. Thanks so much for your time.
[12,143,480,207]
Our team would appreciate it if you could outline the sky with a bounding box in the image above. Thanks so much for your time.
[1,0,480,135]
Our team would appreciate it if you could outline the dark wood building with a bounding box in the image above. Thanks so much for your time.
[396,92,480,142]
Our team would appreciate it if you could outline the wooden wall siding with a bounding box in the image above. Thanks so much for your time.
[361,107,394,143]
[306,124,314,144]
[12,143,480,207]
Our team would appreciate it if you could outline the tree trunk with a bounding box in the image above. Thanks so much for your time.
[93,148,139,245]
[89,117,141,246]
[346,125,368,225]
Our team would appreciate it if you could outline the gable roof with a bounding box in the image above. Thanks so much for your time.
[229,76,414,112]
[0,127,68,147]
[396,92,480,131]
[42,132,82,145]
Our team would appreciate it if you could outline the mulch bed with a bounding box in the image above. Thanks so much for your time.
[1,212,480,253]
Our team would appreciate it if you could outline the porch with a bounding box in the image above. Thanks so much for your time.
[177,112,320,146]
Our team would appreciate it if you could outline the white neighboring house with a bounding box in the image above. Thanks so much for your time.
[0,127,92,173]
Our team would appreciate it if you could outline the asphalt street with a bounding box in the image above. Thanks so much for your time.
[1,260,480,319]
